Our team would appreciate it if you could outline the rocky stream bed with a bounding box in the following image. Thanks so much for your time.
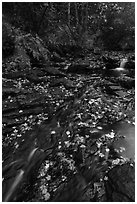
[2,50,135,202]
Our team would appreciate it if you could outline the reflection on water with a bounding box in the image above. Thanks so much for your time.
[110,121,135,160]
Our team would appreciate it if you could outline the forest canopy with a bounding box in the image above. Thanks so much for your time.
[2,2,135,51]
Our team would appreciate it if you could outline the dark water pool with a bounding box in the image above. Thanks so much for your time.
[110,121,135,160]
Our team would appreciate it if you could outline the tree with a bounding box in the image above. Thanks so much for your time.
[2,2,135,50]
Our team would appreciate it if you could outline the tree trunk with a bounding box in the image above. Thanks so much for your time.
[81,3,85,28]
[75,3,79,27]
[68,2,71,27]
[37,4,49,34]
[84,3,88,32]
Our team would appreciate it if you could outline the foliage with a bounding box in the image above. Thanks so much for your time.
[2,17,15,58]
[100,2,135,50]
[2,2,135,51]
[2,19,49,72]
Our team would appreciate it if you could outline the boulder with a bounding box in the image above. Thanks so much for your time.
[105,163,135,202]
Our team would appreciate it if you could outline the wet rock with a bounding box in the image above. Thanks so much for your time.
[102,55,119,70]
[117,76,135,89]
[51,52,65,63]
[51,173,86,202]
[120,57,135,70]
[3,88,20,99]
[105,163,135,202]
[3,71,26,80]
[93,48,102,55]
[43,66,66,76]
[50,78,74,89]
[67,63,90,74]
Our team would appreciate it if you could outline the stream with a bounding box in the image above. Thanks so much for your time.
[2,53,135,201]
[111,121,135,160]
[92,120,135,160]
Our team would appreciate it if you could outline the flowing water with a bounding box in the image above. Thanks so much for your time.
[3,169,24,202]
[2,121,135,202]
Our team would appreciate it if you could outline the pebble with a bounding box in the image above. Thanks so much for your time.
[43,192,50,201]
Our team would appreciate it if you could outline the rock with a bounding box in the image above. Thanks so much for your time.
[51,173,86,202]
[44,66,66,76]
[50,78,74,89]
[3,87,20,98]
[102,56,119,69]
[51,52,65,62]
[105,163,135,202]
[67,63,90,74]
[117,76,135,89]
[93,48,101,55]
[120,58,128,68]
[101,84,120,96]
[120,57,135,70]
[3,71,26,80]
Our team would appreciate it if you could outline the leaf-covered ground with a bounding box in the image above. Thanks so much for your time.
[2,45,135,201]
